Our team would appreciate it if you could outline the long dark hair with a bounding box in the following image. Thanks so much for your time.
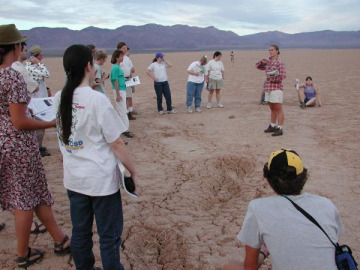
[0,44,15,65]
[111,49,123,64]
[58,44,93,145]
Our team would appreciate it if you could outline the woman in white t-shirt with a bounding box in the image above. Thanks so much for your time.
[205,51,225,109]
[146,52,176,115]
[54,45,137,270]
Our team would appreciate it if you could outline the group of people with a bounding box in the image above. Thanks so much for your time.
[0,23,344,270]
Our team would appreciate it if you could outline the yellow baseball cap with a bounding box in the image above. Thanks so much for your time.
[268,149,304,175]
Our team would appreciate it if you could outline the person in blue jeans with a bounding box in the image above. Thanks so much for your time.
[146,52,177,115]
[54,45,137,270]
[186,55,207,113]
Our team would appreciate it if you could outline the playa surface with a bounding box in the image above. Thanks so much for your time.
[1,49,360,270]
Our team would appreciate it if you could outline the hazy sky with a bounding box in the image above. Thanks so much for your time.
[2,0,359,35]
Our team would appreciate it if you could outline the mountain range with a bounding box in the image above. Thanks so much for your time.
[20,24,360,54]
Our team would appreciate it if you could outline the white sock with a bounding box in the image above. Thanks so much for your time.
[129,107,134,112]
[277,126,283,130]
[270,123,276,127]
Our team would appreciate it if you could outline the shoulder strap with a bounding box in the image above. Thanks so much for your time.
[282,195,339,249]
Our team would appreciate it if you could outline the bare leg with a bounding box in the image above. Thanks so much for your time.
[14,209,33,257]
[273,103,284,126]
[208,89,215,103]
[269,103,278,124]
[305,97,316,107]
[215,89,221,103]
[298,89,305,103]
[126,98,131,110]
[34,205,69,245]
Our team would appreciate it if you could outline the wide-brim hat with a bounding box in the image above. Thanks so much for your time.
[0,24,28,45]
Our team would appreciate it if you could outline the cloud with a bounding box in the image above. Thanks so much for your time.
[1,0,359,35]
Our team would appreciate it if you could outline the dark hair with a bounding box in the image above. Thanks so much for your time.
[263,164,308,195]
[58,44,93,145]
[213,51,222,58]
[270,45,280,55]
[117,42,126,50]
[306,76,312,81]
[86,44,95,51]
[0,44,15,65]
[111,50,123,64]
[21,42,27,51]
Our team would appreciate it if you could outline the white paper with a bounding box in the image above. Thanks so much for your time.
[125,76,141,87]
[295,78,300,90]
[28,97,55,121]
[267,70,279,77]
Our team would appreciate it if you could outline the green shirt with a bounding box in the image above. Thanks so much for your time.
[110,64,126,91]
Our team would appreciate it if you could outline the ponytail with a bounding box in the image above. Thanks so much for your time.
[58,44,92,145]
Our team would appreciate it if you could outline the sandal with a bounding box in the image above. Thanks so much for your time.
[0,223,5,232]
[54,235,71,255]
[15,247,44,268]
[30,221,47,235]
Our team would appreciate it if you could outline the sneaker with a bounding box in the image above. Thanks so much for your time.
[168,109,177,114]
[187,106,193,113]
[264,125,276,133]
[131,110,139,115]
[40,148,51,157]
[206,103,211,109]
[195,107,202,113]
[300,102,305,109]
[272,127,283,136]
[216,103,224,108]
[158,111,164,115]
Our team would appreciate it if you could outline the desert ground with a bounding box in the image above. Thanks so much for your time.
[1,49,360,270]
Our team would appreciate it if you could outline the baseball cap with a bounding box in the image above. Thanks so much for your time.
[267,149,304,176]
[155,52,164,58]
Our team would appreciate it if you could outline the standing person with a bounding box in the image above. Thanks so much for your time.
[186,55,207,113]
[117,42,136,120]
[11,42,39,95]
[298,76,322,108]
[0,24,70,269]
[256,45,286,136]
[93,50,109,94]
[223,149,344,270]
[26,44,51,156]
[55,44,137,270]
[126,47,137,115]
[146,52,176,115]
[205,51,225,109]
[110,49,133,138]
[230,51,235,64]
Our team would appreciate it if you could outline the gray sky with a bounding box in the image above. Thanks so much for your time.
[1,0,359,35]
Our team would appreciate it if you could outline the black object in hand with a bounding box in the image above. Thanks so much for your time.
[124,176,135,193]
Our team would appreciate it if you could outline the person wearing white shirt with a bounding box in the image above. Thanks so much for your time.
[146,52,176,115]
[186,55,207,113]
[54,45,137,270]
[11,42,39,95]
[117,42,136,120]
[205,51,225,109]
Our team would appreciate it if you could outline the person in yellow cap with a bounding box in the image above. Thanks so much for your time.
[223,149,344,270]
[0,24,70,269]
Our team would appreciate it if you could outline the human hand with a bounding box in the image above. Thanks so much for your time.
[261,58,267,64]
[29,56,40,65]
[49,119,56,128]
[116,95,122,102]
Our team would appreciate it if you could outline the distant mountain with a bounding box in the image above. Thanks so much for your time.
[20,24,360,54]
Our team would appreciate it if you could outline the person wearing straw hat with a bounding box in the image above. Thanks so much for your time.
[223,149,344,270]
[0,24,70,269]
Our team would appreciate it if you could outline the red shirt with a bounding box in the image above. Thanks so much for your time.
[256,57,286,91]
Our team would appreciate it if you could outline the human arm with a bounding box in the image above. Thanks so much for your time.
[163,59,173,68]
[255,59,268,70]
[222,70,225,80]
[109,136,138,189]
[27,59,50,78]
[269,61,286,82]
[113,80,122,102]
[146,68,158,82]
[9,103,56,130]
